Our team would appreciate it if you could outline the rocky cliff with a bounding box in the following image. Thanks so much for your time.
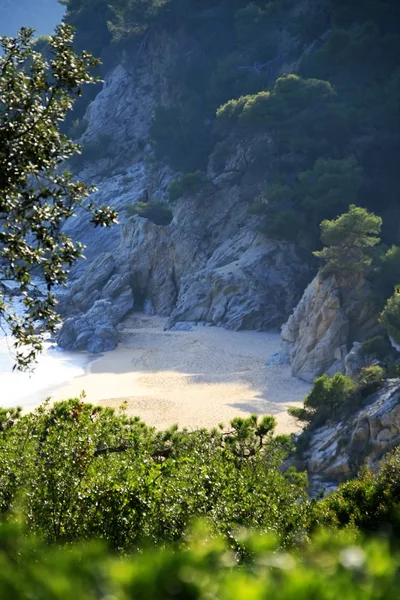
[57,32,311,351]
[301,379,400,496]
[280,273,379,382]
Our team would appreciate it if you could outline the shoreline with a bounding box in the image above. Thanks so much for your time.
[43,314,310,434]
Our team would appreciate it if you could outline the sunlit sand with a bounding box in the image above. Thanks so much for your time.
[48,314,311,434]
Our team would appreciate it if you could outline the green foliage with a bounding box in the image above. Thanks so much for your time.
[216,74,348,164]
[126,201,173,226]
[150,106,214,172]
[107,0,170,42]
[358,365,386,394]
[289,373,356,426]
[298,156,363,214]
[259,156,363,246]
[168,171,208,201]
[0,400,308,550]
[2,520,400,599]
[207,52,266,109]
[60,0,400,259]
[380,287,400,345]
[360,335,392,360]
[209,141,231,171]
[376,245,400,298]
[306,372,355,413]
[314,205,382,284]
[0,26,117,369]
[318,447,400,535]
[81,133,112,162]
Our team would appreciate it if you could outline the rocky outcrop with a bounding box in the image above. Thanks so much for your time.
[58,300,119,353]
[303,379,400,495]
[280,273,379,382]
[167,232,307,330]
[57,31,311,346]
[57,253,134,351]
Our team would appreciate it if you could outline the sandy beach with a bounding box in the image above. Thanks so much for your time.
[44,314,310,434]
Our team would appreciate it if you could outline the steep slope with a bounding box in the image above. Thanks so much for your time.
[58,25,311,351]
[57,0,400,356]
[301,379,400,495]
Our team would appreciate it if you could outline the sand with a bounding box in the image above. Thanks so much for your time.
[46,314,310,434]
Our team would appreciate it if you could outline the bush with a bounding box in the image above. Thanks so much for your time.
[377,245,400,298]
[259,156,363,247]
[0,400,308,550]
[168,171,207,201]
[360,335,392,360]
[126,201,173,226]
[358,365,386,394]
[306,372,355,411]
[380,288,400,346]
[2,520,400,599]
[290,373,356,426]
[318,447,400,535]
[69,133,112,168]
[150,106,214,172]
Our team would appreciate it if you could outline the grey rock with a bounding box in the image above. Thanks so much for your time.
[57,300,118,353]
[265,352,289,366]
[170,321,195,331]
[344,342,365,377]
[281,273,378,382]
[167,232,309,331]
[304,379,400,495]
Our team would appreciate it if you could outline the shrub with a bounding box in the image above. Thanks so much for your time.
[380,287,400,346]
[168,171,207,201]
[2,520,400,599]
[0,400,308,550]
[377,245,400,297]
[290,373,355,426]
[306,372,355,412]
[150,106,214,172]
[360,335,392,360]
[126,201,173,226]
[209,141,231,170]
[358,365,386,394]
[318,447,400,535]
[69,133,112,168]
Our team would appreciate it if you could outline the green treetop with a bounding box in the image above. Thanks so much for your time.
[0,25,117,369]
[313,205,382,284]
[380,286,400,346]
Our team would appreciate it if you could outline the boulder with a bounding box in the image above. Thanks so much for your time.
[57,300,120,353]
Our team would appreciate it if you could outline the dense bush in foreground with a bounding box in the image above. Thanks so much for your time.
[1,521,399,599]
[0,399,308,551]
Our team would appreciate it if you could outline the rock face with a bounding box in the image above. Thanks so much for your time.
[281,273,379,382]
[57,31,311,346]
[303,379,400,495]
[57,253,134,351]
[58,300,119,353]
[167,232,305,331]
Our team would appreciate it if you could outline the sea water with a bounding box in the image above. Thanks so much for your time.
[0,336,87,408]
[0,296,88,408]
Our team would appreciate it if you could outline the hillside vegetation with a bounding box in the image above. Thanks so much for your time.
[62,0,400,251]
[2,2,400,595]
[2,398,400,596]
